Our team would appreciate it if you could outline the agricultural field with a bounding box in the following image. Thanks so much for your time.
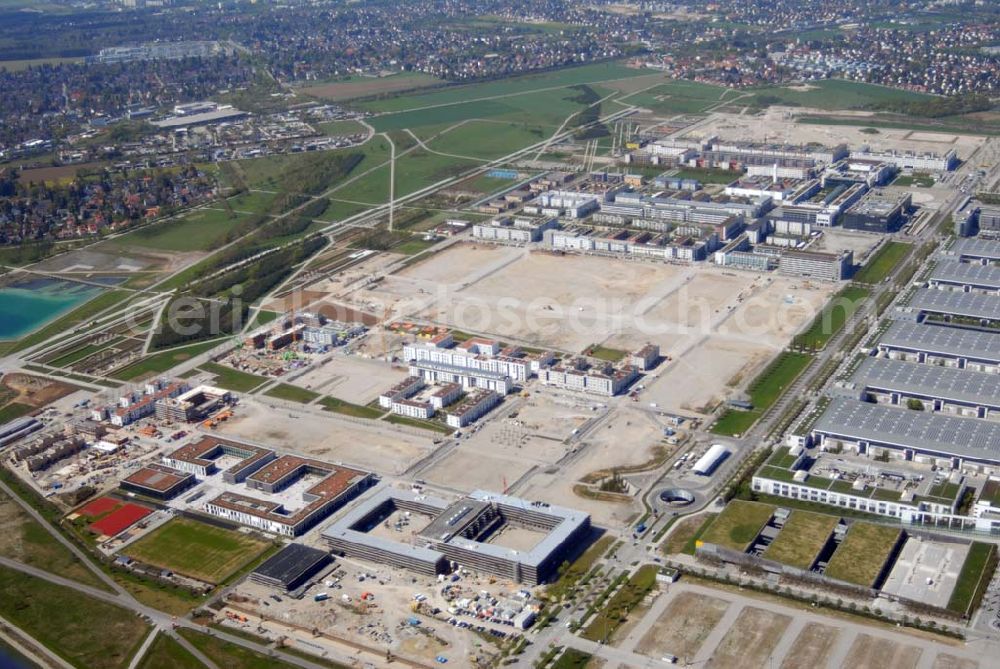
[0,565,149,669]
[624,79,734,115]
[302,72,442,101]
[699,500,776,552]
[124,518,272,584]
[762,510,840,569]
[824,522,903,587]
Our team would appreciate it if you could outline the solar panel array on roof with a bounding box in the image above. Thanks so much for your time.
[948,237,1000,262]
[878,322,1000,364]
[813,399,1000,461]
[907,288,1000,321]
[929,261,1000,290]
[852,357,1000,408]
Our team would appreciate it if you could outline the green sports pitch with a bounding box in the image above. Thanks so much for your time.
[124,517,271,584]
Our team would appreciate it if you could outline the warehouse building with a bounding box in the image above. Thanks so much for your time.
[904,288,1000,327]
[120,464,197,500]
[841,190,910,233]
[943,237,1000,265]
[927,261,1000,294]
[250,544,333,592]
[777,249,853,281]
[322,488,591,585]
[810,399,1000,472]
[845,357,1000,418]
[876,321,1000,373]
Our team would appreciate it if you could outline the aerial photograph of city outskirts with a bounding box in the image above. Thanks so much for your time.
[2,0,1000,668]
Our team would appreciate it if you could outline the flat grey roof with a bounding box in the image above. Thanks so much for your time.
[948,238,1000,262]
[813,399,1000,461]
[929,261,1000,290]
[878,322,1000,364]
[907,288,1000,321]
[152,108,247,128]
[411,359,509,381]
[853,357,1000,408]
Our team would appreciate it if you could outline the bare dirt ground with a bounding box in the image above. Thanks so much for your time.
[397,243,522,285]
[779,623,841,669]
[422,448,535,493]
[706,606,792,669]
[842,634,923,669]
[636,591,730,660]
[291,355,410,405]
[215,398,434,474]
[689,108,985,160]
[2,373,79,410]
[932,654,980,669]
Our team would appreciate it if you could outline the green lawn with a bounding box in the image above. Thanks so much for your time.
[824,522,902,587]
[584,344,627,362]
[383,413,454,434]
[111,339,229,381]
[762,510,839,569]
[264,383,320,403]
[317,119,369,136]
[948,542,997,616]
[109,208,251,252]
[0,402,34,424]
[712,352,813,436]
[792,286,871,350]
[319,396,385,419]
[671,167,744,185]
[427,121,548,160]
[699,500,776,552]
[0,565,149,669]
[892,173,935,188]
[137,633,203,669]
[852,241,912,285]
[551,648,594,669]
[624,79,731,115]
[199,362,269,393]
[125,518,271,584]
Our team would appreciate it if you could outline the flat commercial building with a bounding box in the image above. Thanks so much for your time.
[162,436,275,480]
[849,148,957,172]
[778,249,853,281]
[322,487,591,585]
[250,544,332,592]
[928,261,1000,294]
[877,321,1000,373]
[841,190,910,233]
[905,288,1000,326]
[120,464,197,500]
[472,216,558,243]
[811,398,1000,472]
[409,360,512,395]
[847,357,1000,418]
[155,385,230,423]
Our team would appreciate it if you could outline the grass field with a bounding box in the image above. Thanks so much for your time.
[948,542,997,616]
[111,339,227,381]
[264,383,320,403]
[137,633,203,669]
[624,79,732,115]
[0,565,149,669]
[792,286,871,350]
[427,121,548,160]
[892,173,935,188]
[383,413,454,434]
[743,79,934,111]
[199,362,269,393]
[177,629,303,669]
[662,513,717,556]
[0,56,83,71]
[712,352,813,436]
[319,396,385,419]
[109,209,250,252]
[125,518,271,584]
[584,344,627,362]
[762,510,839,569]
[671,167,744,185]
[302,72,442,102]
[318,119,369,136]
[551,648,593,669]
[0,489,108,590]
[700,501,775,552]
[581,564,658,643]
[824,522,902,587]
[852,241,912,285]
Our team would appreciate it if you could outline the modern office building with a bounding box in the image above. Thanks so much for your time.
[120,464,197,500]
[777,249,853,281]
[472,216,558,243]
[848,148,957,172]
[841,190,910,233]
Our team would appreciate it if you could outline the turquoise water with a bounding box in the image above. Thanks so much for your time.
[0,278,104,341]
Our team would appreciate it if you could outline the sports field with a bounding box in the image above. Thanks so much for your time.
[824,522,902,587]
[125,517,271,584]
